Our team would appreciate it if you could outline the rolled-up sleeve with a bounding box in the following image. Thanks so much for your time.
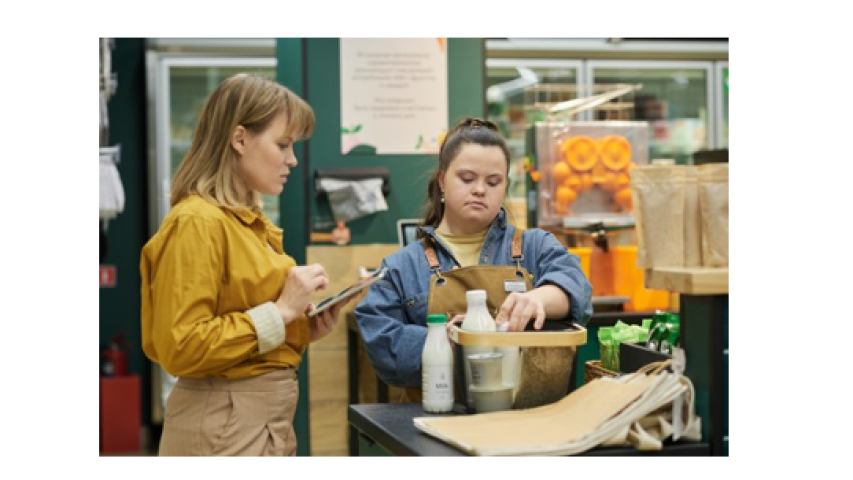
[531,232,594,326]
[354,268,427,388]
[140,215,269,377]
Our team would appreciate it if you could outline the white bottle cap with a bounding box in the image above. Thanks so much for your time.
[466,290,487,303]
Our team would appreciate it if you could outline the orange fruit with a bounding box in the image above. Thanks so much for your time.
[561,136,598,172]
[598,135,632,171]
[579,173,594,192]
[614,187,633,210]
[615,172,631,191]
[563,175,582,192]
[551,161,571,184]
[591,160,608,185]
[601,172,619,192]
[555,185,578,207]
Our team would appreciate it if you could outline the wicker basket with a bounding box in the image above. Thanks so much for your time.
[449,324,587,412]
[583,360,618,385]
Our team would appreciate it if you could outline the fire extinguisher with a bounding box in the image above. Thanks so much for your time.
[101,333,129,377]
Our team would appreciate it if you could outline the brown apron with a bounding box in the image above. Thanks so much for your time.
[396,228,534,403]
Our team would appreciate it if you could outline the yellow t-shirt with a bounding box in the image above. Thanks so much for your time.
[140,195,310,380]
[434,229,488,268]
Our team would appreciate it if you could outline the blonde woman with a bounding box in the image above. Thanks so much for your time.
[140,73,348,456]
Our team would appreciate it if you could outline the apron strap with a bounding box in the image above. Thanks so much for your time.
[511,227,524,272]
[422,226,526,276]
[421,236,443,278]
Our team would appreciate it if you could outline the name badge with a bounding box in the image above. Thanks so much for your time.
[504,280,527,293]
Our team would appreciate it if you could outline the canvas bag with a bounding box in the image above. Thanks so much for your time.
[414,361,694,456]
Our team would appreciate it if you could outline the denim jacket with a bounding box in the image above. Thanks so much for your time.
[354,209,593,388]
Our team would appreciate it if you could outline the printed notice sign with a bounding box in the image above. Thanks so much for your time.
[340,38,448,155]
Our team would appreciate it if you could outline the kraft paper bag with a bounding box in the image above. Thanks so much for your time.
[698,164,729,267]
[684,167,704,267]
[630,166,686,268]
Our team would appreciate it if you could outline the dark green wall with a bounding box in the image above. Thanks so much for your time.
[99,38,151,425]
[276,38,312,457]
[301,38,485,244]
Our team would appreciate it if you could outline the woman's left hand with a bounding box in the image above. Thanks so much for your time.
[307,295,356,342]
[494,292,546,332]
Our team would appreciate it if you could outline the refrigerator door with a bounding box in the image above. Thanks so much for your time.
[715,62,729,149]
[145,53,276,423]
[586,60,714,165]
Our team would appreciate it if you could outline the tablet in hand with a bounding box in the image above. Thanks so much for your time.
[307,267,387,317]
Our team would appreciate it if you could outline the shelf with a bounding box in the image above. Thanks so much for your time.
[644,267,728,295]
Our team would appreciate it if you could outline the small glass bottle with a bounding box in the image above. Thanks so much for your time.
[422,313,454,413]
[460,290,497,404]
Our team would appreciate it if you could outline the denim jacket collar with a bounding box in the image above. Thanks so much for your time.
[418,207,508,236]
[417,208,510,267]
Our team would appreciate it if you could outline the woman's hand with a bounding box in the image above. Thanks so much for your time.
[446,314,466,347]
[276,264,329,325]
[494,292,546,332]
[308,294,356,342]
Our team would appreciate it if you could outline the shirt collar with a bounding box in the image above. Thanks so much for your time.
[231,207,261,226]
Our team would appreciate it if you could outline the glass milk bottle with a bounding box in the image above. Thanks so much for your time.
[422,313,454,413]
[460,290,497,404]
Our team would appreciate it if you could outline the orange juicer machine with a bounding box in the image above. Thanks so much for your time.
[564,221,669,313]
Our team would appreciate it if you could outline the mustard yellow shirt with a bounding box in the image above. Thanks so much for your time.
[434,229,488,267]
[140,195,310,379]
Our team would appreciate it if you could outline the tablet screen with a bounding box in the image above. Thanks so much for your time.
[308,266,387,317]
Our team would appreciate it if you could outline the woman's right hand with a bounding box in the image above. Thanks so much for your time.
[275,264,329,325]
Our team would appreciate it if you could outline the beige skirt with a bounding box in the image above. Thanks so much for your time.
[159,369,298,456]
